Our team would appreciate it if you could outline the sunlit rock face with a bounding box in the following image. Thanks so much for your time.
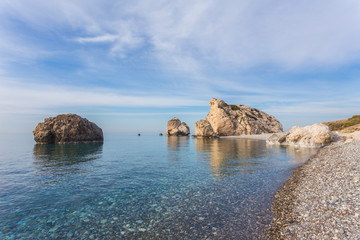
[33,114,104,144]
[195,98,283,137]
[267,123,340,147]
[195,119,216,137]
[166,117,190,136]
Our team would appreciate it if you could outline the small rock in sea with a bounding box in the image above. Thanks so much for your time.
[166,117,190,136]
[159,133,163,136]
[138,133,141,136]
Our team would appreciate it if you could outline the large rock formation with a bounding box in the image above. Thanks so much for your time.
[33,114,104,144]
[166,117,190,136]
[195,98,283,136]
[267,123,339,147]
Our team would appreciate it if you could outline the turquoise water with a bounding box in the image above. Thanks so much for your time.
[0,134,316,239]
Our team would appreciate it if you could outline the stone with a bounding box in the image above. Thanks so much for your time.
[267,123,339,147]
[266,132,288,144]
[165,117,190,136]
[342,131,360,142]
[33,114,104,144]
[195,98,283,136]
[195,119,216,137]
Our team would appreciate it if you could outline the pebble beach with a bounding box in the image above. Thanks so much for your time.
[268,140,360,239]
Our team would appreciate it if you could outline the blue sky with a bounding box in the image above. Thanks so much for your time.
[1,0,360,134]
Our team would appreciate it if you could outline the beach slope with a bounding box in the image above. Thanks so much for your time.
[268,141,360,239]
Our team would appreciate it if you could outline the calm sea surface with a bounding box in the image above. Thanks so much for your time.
[0,134,316,239]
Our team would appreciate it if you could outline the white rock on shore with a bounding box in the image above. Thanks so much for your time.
[342,131,360,142]
[267,123,340,147]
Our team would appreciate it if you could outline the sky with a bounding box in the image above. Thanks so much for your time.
[1,0,360,134]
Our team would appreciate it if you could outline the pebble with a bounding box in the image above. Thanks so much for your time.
[269,141,360,239]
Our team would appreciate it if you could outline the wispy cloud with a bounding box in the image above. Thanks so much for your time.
[74,34,119,43]
[0,80,208,114]
[3,0,360,73]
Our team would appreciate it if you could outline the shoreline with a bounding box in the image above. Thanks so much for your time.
[220,133,273,140]
[266,141,360,239]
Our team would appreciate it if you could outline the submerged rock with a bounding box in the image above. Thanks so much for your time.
[166,117,190,136]
[195,98,283,136]
[33,114,104,144]
[267,123,339,147]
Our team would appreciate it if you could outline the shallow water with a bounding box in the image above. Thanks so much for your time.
[0,134,316,239]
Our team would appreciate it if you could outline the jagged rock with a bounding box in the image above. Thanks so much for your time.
[33,114,104,144]
[267,123,339,147]
[195,98,283,136]
[166,117,190,136]
[195,119,216,137]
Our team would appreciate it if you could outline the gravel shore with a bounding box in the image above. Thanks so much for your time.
[267,141,360,239]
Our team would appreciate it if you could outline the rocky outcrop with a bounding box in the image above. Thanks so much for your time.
[33,114,104,144]
[267,123,339,147]
[195,98,283,136]
[166,117,190,136]
[195,119,216,137]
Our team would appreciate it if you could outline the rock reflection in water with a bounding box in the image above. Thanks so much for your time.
[33,143,103,177]
[166,136,189,161]
[195,138,268,179]
[284,145,318,163]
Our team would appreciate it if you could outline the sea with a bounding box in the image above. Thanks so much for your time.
[0,133,317,239]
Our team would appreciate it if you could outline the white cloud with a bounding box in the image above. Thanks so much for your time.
[3,0,360,73]
[75,34,119,43]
